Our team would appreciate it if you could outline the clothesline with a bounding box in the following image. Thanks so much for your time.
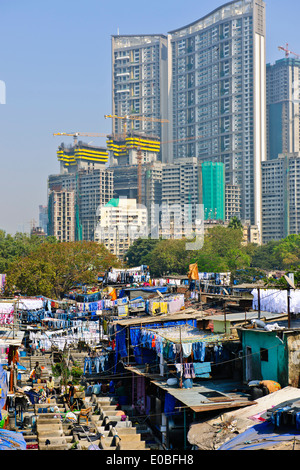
[143,325,225,344]
[252,288,300,314]
[29,322,101,351]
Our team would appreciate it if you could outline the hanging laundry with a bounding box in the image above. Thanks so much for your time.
[193,362,211,378]
[184,363,195,379]
[182,342,192,358]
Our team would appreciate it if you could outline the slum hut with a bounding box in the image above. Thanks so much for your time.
[0,324,25,428]
[107,311,256,449]
[187,385,300,450]
[237,318,300,388]
[202,310,289,337]
[146,372,256,450]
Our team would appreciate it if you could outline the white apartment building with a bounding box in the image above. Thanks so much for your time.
[48,190,76,242]
[161,158,200,238]
[94,198,148,258]
[225,184,242,221]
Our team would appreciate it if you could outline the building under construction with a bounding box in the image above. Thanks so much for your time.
[107,132,164,231]
[57,141,109,174]
[48,141,113,242]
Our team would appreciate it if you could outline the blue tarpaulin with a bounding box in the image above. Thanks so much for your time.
[115,324,127,358]
[0,429,27,450]
[114,324,128,371]
[218,421,300,450]
[0,364,8,412]
[164,392,178,416]
[125,287,168,294]
[130,327,142,364]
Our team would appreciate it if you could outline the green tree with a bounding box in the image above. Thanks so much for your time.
[250,240,282,270]
[6,241,121,299]
[148,239,192,277]
[125,238,160,267]
[273,234,300,269]
[192,225,250,273]
[228,216,243,231]
[0,230,57,273]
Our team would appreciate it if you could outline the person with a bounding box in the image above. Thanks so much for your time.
[115,380,125,397]
[67,381,75,410]
[260,380,281,394]
[248,379,281,400]
[29,368,36,385]
[92,381,101,395]
[46,376,55,396]
[115,380,127,406]
[109,380,115,394]
[34,362,42,382]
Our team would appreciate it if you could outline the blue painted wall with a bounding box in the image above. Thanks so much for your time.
[241,329,288,386]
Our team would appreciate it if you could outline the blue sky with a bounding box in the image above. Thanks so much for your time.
[0,0,299,234]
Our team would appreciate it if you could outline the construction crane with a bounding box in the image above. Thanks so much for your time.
[161,136,200,144]
[104,114,169,140]
[278,43,300,59]
[105,114,169,204]
[53,132,109,145]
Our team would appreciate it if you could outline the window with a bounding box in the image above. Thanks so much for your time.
[260,348,268,362]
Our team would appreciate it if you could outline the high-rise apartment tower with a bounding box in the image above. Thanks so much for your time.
[168,0,266,237]
[111,35,169,162]
[267,58,300,160]
[110,1,266,241]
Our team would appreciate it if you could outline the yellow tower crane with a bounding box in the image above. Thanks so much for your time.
[104,114,169,139]
[53,132,109,145]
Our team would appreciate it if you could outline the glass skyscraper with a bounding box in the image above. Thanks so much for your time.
[168,0,266,236]
[110,0,266,240]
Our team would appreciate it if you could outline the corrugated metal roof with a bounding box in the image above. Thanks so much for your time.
[0,328,24,347]
[204,310,288,322]
[188,386,300,449]
[111,308,204,326]
[149,376,255,413]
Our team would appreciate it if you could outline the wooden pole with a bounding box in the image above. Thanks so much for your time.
[179,327,183,389]
[287,286,291,329]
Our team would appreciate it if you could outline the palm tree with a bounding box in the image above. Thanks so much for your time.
[228,216,243,230]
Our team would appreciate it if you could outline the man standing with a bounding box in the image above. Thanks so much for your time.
[68,381,75,410]
[34,362,42,382]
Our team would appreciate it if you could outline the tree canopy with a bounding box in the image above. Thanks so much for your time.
[228,216,243,230]
[125,226,251,277]
[0,230,57,272]
[147,239,192,277]
[191,225,250,272]
[6,240,121,299]
[125,238,160,267]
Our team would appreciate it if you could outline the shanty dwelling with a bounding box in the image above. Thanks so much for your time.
[109,311,260,450]
[237,320,300,388]
[187,386,300,450]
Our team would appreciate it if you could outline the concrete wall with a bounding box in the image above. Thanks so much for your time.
[287,333,300,388]
[241,329,288,385]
